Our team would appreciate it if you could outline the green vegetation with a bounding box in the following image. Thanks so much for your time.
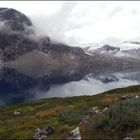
[94,98,140,138]
[0,85,140,139]
[59,108,89,125]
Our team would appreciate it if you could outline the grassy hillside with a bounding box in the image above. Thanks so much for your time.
[0,85,140,139]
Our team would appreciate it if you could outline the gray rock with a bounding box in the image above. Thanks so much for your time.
[90,106,101,115]
[123,136,134,140]
[135,95,139,99]
[42,125,55,135]
[67,127,81,140]
[34,131,47,140]
[103,107,109,112]
[13,110,21,115]
[121,95,132,100]
[33,125,54,140]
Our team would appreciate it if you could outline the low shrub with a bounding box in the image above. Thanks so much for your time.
[58,108,88,125]
[94,98,140,137]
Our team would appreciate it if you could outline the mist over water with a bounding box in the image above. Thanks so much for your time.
[0,70,139,107]
[34,71,140,99]
[0,67,139,107]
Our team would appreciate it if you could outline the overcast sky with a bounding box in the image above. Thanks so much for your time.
[1,1,140,46]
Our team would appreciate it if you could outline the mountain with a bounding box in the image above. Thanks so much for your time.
[117,41,140,50]
[0,8,140,99]
[122,48,140,58]
[82,43,101,55]
[93,44,120,54]
[0,8,32,33]
[83,44,121,56]
[116,41,140,58]
[80,42,102,55]
[83,41,140,59]
[0,8,92,95]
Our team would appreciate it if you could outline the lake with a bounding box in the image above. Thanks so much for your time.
[0,70,139,106]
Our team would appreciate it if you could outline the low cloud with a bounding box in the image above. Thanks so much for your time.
[30,2,78,45]
[108,6,123,19]
[1,1,140,46]
[28,1,140,46]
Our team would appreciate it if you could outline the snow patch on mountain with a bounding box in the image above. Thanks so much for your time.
[94,45,120,54]
[81,43,102,55]
[114,51,138,59]
[116,41,140,50]
[83,41,140,58]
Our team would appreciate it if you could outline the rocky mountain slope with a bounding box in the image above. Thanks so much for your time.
[0,8,140,96]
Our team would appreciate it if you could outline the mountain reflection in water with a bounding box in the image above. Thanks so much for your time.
[0,71,140,106]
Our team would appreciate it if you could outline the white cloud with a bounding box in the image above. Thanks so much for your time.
[1,1,140,47]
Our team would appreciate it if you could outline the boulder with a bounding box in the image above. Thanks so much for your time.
[42,125,55,135]
[34,131,47,140]
[121,95,132,100]
[13,110,21,115]
[135,95,139,99]
[33,125,54,140]
[103,107,109,112]
[90,106,101,115]
[92,107,98,110]
[68,127,81,140]
[123,136,134,140]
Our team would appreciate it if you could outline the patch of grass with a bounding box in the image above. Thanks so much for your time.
[0,85,140,139]
[132,129,140,138]
[58,108,89,125]
[103,85,140,94]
